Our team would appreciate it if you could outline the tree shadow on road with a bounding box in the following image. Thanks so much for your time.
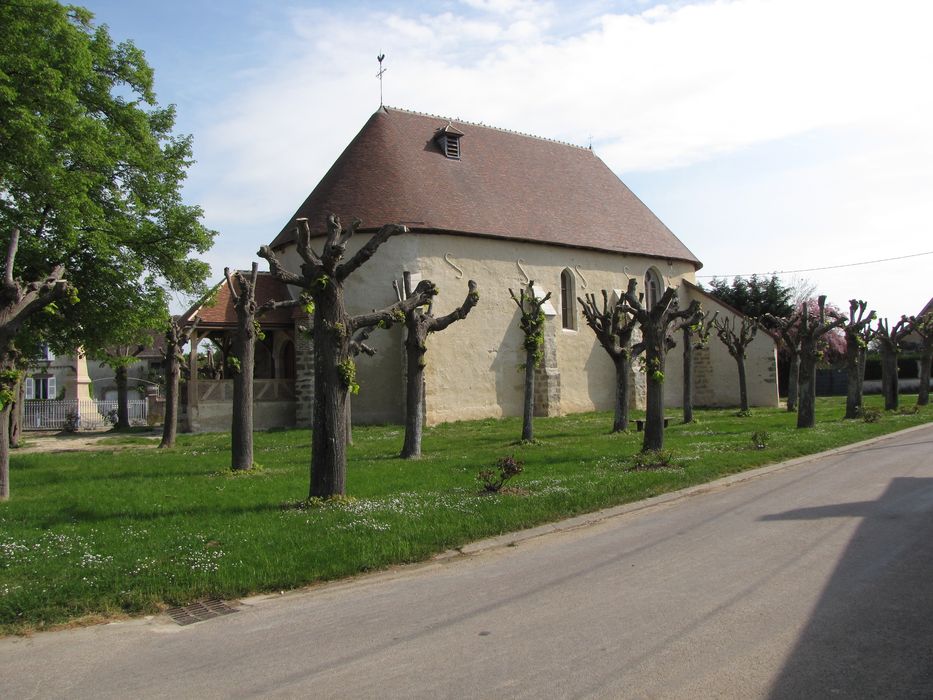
[762,476,933,698]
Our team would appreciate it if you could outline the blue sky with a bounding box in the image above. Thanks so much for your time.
[78,0,933,320]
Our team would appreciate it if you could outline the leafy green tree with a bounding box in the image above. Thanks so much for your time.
[88,292,168,430]
[705,275,794,319]
[0,1,215,498]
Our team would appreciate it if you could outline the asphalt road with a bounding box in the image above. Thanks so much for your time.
[3,423,933,699]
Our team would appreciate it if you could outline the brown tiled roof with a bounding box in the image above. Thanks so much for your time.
[270,107,701,268]
[181,273,298,328]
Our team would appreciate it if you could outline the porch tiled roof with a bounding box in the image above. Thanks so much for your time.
[181,273,298,329]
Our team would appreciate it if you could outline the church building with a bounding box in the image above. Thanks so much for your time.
[185,106,778,430]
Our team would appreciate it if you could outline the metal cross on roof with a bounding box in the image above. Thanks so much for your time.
[376,53,387,107]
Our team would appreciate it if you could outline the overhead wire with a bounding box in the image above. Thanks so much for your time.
[695,250,933,278]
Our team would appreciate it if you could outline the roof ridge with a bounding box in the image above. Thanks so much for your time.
[382,105,592,153]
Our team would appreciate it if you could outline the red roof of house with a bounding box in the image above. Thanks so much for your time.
[181,273,298,329]
[270,107,701,268]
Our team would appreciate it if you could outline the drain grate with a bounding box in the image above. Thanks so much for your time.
[166,598,239,626]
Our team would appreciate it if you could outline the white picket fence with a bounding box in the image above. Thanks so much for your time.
[22,399,149,431]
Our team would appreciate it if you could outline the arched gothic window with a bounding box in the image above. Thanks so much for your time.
[645,268,662,309]
[560,268,576,330]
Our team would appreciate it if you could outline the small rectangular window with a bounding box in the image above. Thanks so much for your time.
[25,377,34,400]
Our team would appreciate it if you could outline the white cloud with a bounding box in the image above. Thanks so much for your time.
[183,0,933,318]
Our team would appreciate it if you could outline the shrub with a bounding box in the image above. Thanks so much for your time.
[627,449,676,471]
[62,412,81,433]
[477,455,524,492]
[751,431,770,449]
[860,407,882,423]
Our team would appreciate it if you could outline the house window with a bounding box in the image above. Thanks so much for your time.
[26,376,55,400]
[560,268,576,330]
[645,268,662,309]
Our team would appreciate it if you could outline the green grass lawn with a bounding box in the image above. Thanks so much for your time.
[1,395,931,635]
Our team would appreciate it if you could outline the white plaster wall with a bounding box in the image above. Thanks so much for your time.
[393,234,696,424]
[684,289,779,408]
[191,401,296,433]
[275,231,778,424]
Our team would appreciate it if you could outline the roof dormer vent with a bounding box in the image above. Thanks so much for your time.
[435,122,464,160]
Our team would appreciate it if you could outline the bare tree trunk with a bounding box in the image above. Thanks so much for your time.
[402,339,425,458]
[643,345,666,451]
[737,355,749,412]
[795,297,843,428]
[115,364,130,429]
[880,346,899,410]
[521,352,535,442]
[400,281,477,458]
[920,350,932,406]
[787,353,799,411]
[509,282,549,444]
[10,376,22,448]
[613,354,631,433]
[0,402,10,501]
[260,217,436,498]
[160,351,180,448]
[230,321,255,471]
[345,393,353,447]
[310,283,349,498]
[843,300,875,419]
[578,289,642,434]
[844,348,864,419]
[682,327,694,424]
[797,353,818,428]
[713,316,758,413]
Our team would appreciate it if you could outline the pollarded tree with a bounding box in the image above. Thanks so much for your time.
[841,300,876,419]
[874,316,914,411]
[909,311,933,406]
[259,215,439,498]
[224,263,297,471]
[509,281,551,443]
[796,296,845,428]
[623,278,697,452]
[159,316,198,449]
[578,289,643,432]
[713,316,759,413]
[401,280,479,458]
[678,309,716,424]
